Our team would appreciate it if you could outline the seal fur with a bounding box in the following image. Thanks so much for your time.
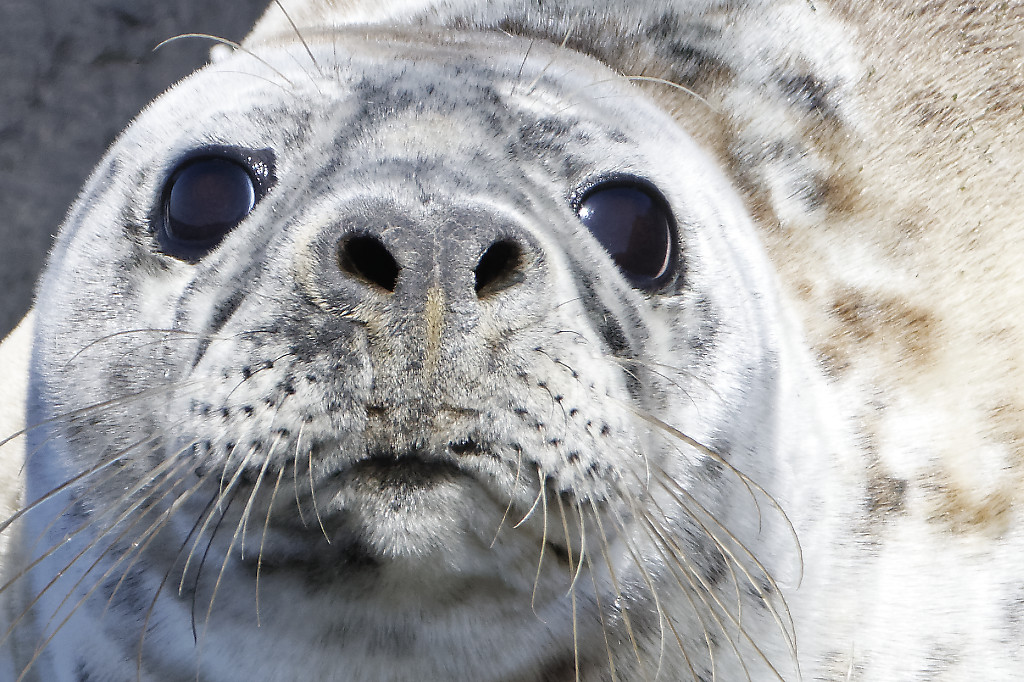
[1,1,1023,680]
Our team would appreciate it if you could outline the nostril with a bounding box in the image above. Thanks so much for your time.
[474,240,524,297]
[338,236,400,292]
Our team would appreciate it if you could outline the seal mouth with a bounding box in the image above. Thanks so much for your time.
[343,451,466,491]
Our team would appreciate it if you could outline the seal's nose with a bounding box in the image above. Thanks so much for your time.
[293,199,549,407]
[335,232,525,299]
[336,235,400,292]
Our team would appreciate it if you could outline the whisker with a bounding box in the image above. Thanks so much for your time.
[555,493,577,592]
[530,467,549,615]
[0,436,144,537]
[587,499,644,672]
[567,501,588,594]
[490,444,524,548]
[188,488,240,644]
[524,13,580,94]
[14,457,200,681]
[291,422,309,527]
[181,441,257,594]
[638,512,749,682]
[0,435,181,618]
[0,380,206,453]
[238,438,281,560]
[136,492,220,681]
[508,38,535,97]
[153,34,295,88]
[655,472,799,662]
[638,502,790,681]
[198,437,283,653]
[628,407,804,584]
[307,434,330,544]
[623,75,720,113]
[605,504,668,680]
[271,0,325,79]
[584,549,620,682]
[256,464,287,627]
[62,328,207,368]
[17,453,195,638]
[513,464,545,529]
[555,494,581,682]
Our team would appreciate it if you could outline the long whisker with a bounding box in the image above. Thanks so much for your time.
[0,380,205,453]
[271,0,325,78]
[641,516,722,681]
[584,549,620,682]
[153,34,295,88]
[62,328,209,367]
[198,437,281,650]
[491,444,524,548]
[239,439,281,560]
[628,407,804,584]
[588,499,644,671]
[638,512,749,682]
[530,467,550,615]
[188,488,240,643]
[291,422,309,527]
[256,465,287,627]
[554,494,581,682]
[655,471,799,662]
[605,504,668,680]
[17,453,195,641]
[181,440,247,595]
[15,459,202,681]
[136,492,221,681]
[0,436,184,628]
[623,75,720,113]
[307,434,330,544]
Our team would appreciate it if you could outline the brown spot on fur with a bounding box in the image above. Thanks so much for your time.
[816,341,851,377]
[928,480,1015,537]
[817,169,863,216]
[793,280,815,301]
[828,287,936,364]
[987,401,1024,463]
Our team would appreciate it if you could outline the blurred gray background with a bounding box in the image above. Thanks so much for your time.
[0,0,269,338]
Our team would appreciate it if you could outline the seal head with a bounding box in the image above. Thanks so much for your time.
[16,24,835,682]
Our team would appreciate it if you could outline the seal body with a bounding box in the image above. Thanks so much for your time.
[2,1,1024,680]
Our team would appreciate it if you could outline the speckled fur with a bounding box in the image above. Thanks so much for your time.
[0,0,1022,680]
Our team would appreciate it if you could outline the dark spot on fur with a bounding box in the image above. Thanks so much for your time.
[779,72,836,116]
[867,473,908,516]
[74,660,95,682]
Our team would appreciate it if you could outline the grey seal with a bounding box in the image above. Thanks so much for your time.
[3,0,1024,680]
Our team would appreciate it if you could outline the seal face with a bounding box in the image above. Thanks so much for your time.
[5,1,1024,681]
[10,25,816,681]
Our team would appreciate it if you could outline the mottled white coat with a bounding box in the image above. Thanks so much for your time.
[1,0,1022,680]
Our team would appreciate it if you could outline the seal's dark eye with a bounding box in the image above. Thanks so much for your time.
[161,157,257,259]
[576,181,675,288]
